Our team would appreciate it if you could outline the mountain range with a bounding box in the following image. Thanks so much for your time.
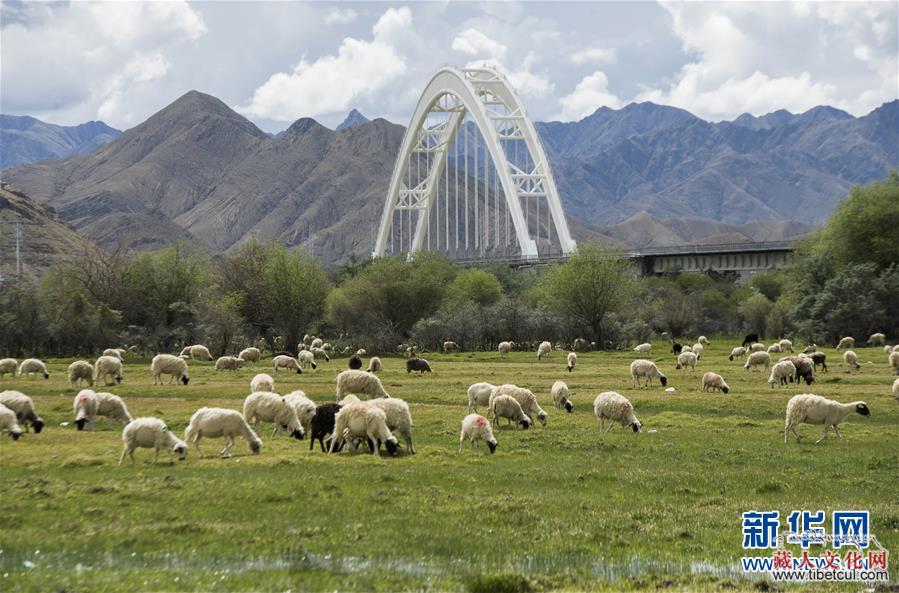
[0,91,894,266]
[0,115,121,169]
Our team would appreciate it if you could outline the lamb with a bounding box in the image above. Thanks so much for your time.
[843,350,861,371]
[250,373,274,393]
[566,352,577,372]
[119,417,187,465]
[102,348,125,361]
[498,341,514,357]
[867,332,885,346]
[489,384,548,426]
[151,354,190,385]
[676,351,697,370]
[459,414,497,454]
[368,397,415,454]
[749,343,766,352]
[298,350,318,370]
[335,369,390,400]
[94,355,124,385]
[488,394,532,429]
[238,347,261,365]
[73,389,99,431]
[633,343,652,353]
[537,341,552,360]
[551,380,573,413]
[406,357,432,374]
[767,343,782,354]
[779,356,815,385]
[836,336,854,350]
[890,351,899,375]
[17,358,49,379]
[0,403,22,440]
[283,391,317,434]
[778,339,794,353]
[630,359,668,387]
[784,394,870,444]
[593,391,641,432]
[701,372,730,394]
[215,356,245,372]
[742,333,759,347]
[692,343,704,359]
[0,358,17,378]
[243,391,305,439]
[698,336,710,346]
[68,360,95,387]
[329,402,398,457]
[272,355,302,374]
[0,391,44,432]
[443,341,460,353]
[186,345,214,360]
[309,402,342,452]
[348,354,363,370]
[467,382,496,413]
[310,347,330,362]
[744,351,771,371]
[768,361,797,388]
[728,347,746,361]
[183,407,263,458]
[367,356,383,373]
[311,337,323,349]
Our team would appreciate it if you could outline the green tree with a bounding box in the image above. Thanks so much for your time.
[739,293,771,337]
[443,269,503,308]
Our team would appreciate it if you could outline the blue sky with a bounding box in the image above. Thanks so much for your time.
[1,1,896,132]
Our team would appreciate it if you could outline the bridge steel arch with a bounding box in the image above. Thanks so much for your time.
[372,66,576,260]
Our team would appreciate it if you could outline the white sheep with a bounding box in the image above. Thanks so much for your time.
[0,358,17,378]
[867,332,885,346]
[459,414,497,454]
[368,397,415,454]
[680,344,693,353]
[310,347,330,362]
[94,355,124,386]
[283,390,317,434]
[68,360,94,387]
[892,377,899,399]
[119,417,187,465]
[367,356,383,373]
[498,341,514,357]
[728,347,746,361]
[803,343,817,353]
[297,350,317,370]
[566,351,577,372]
[892,345,899,353]
[551,380,573,413]
[356,348,367,357]
[73,389,99,431]
[95,392,133,426]
[250,373,274,393]
[488,394,532,429]
[238,347,261,365]
[836,336,854,350]
[692,343,704,359]
[778,339,794,353]
[183,407,262,458]
[0,391,44,432]
[701,372,730,393]
[467,382,496,413]
[884,345,893,355]
[102,348,125,361]
[784,394,870,443]
[842,350,861,371]
[329,402,398,457]
[767,343,782,354]
[633,343,652,353]
[243,391,305,439]
[489,384,548,426]
[0,402,23,440]
[186,345,213,360]
[768,361,796,388]
[697,336,710,346]
[322,343,332,352]
[890,351,899,374]
[151,354,190,385]
[18,358,49,379]
[443,340,459,353]
[335,369,390,400]
[537,341,552,360]
[749,343,766,352]
[215,356,245,372]
[676,351,697,371]
[272,355,302,374]
[630,359,668,388]
[744,351,771,371]
[593,391,641,432]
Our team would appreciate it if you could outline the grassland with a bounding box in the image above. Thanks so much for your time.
[0,341,896,592]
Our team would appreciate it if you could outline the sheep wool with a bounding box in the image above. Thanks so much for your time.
[0,358,17,378]
[68,360,95,388]
[188,345,214,360]
[298,350,317,370]
[215,356,245,372]
[348,354,363,370]
[692,343,704,359]
[633,343,652,353]
[551,380,573,413]
[892,377,899,399]
[537,341,552,360]
[890,351,899,374]
[567,352,577,373]
[728,347,746,361]
[676,351,697,371]
[867,332,885,346]
[311,338,324,349]
[768,361,796,387]
[102,348,125,361]
[94,355,124,386]
[467,382,496,413]
[243,391,305,439]
[73,389,99,431]
[95,392,133,426]
[630,359,668,388]
[310,347,330,362]
[488,394,531,429]
[309,402,342,452]
[701,372,730,394]
[250,373,274,393]
[151,354,190,385]
[368,397,415,453]
[748,343,766,353]
[698,336,710,346]
[593,391,641,432]
[0,391,44,433]
[498,341,514,357]
[0,402,23,440]
[744,351,771,371]
[405,358,432,374]
[184,407,262,458]
[367,356,383,373]
[284,391,317,434]
[238,347,261,365]
[843,350,861,371]
[836,337,855,350]
[681,344,693,353]
[18,358,49,380]
[329,402,398,457]
[778,339,794,353]
[767,343,782,354]
[119,417,187,465]
[490,384,548,426]
[272,355,303,374]
[459,414,497,453]
[443,341,460,353]
[784,394,869,443]
[335,369,391,400]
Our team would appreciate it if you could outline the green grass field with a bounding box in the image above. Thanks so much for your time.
[1,341,896,592]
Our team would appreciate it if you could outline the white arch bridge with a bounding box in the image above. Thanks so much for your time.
[373,66,576,261]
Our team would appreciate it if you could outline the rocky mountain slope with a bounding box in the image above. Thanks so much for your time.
[0,115,120,169]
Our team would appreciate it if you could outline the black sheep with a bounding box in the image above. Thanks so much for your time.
[406,357,432,374]
[672,342,683,355]
[309,403,342,452]
[742,334,759,347]
[348,354,362,370]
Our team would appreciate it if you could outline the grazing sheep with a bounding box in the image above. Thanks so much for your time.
[94,355,123,386]
[0,391,44,433]
[0,402,23,440]
[843,350,861,372]
[243,391,304,439]
[302,334,314,346]
[73,389,99,431]
[836,337,854,350]
[634,343,652,353]
[151,354,190,385]
[681,344,693,353]
[884,345,893,355]
[701,372,730,394]
[119,417,187,465]
[0,358,17,378]
[298,350,318,370]
[889,351,899,375]
[459,414,497,453]
[68,361,95,387]
[742,334,759,347]
[803,343,817,353]
[309,402,342,452]
[250,373,274,393]
[367,356,382,373]
[284,391,316,434]
[767,343,782,354]
[892,377,899,399]
[768,361,797,388]
[498,341,514,357]
[215,356,245,372]
[335,369,390,400]
[744,351,771,372]
[784,394,870,444]
[893,345,899,353]
[467,382,496,413]
[186,345,213,361]
[567,352,577,372]
[406,357,432,374]
[778,339,794,353]
[18,358,49,380]
[489,384,548,426]
[749,343,766,352]
[356,349,367,357]
[310,347,330,362]
[593,391,641,432]
[368,397,415,454]
[808,352,828,372]
[537,341,552,360]
[630,359,668,388]
[95,392,133,426]
[488,394,532,429]
[184,407,262,458]
[867,332,885,346]
[780,356,815,386]
[729,347,746,361]
[238,347,261,365]
[443,341,460,353]
[671,342,683,355]
[692,343,704,359]
[329,402,398,457]
[311,338,323,349]
[348,354,363,370]
[272,355,302,375]
[102,348,125,361]
[322,343,332,352]
[551,380,573,413]
[676,351,697,371]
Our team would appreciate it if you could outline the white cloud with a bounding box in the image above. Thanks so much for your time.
[554,70,622,121]
[451,28,507,62]
[238,7,411,121]
[570,47,617,65]
[323,7,358,25]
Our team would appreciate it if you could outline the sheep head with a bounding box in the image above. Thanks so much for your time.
[290,427,305,440]
[564,401,573,413]
[180,376,190,385]
[518,418,531,430]
[631,421,642,433]
[855,403,870,417]
[250,440,262,454]
[660,375,668,386]
[10,431,21,440]
[537,411,548,426]
[32,418,44,433]
[174,443,187,461]
[74,418,87,431]
[486,440,497,454]
[384,437,399,457]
